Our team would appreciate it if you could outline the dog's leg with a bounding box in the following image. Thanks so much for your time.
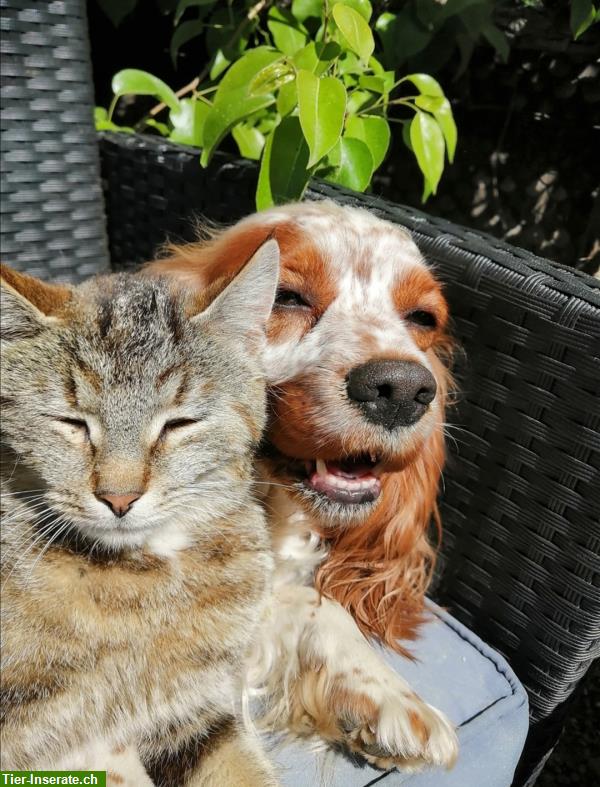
[252,585,458,772]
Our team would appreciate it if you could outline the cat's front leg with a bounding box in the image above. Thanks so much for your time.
[144,717,279,787]
[257,585,458,772]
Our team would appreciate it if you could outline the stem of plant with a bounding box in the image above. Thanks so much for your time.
[147,0,272,119]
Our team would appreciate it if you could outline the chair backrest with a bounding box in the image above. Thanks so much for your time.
[0,0,109,282]
[99,131,600,784]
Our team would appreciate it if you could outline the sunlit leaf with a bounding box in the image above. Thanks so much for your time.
[332,4,374,63]
[276,80,297,116]
[256,117,311,209]
[293,41,341,75]
[169,98,208,146]
[333,0,372,22]
[402,73,444,97]
[325,136,373,192]
[232,122,265,160]
[267,7,308,55]
[409,110,445,195]
[112,69,180,112]
[434,98,457,163]
[345,115,390,169]
[249,60,296,95]
[291,0,323,22]
[201,49,280,165]
[297,70,346,167]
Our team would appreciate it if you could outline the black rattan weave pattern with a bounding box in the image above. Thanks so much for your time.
[0,0,109,282]
[99,132,600,784]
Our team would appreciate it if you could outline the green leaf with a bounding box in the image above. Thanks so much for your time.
[358,75,387,94]
[201,49,281,165]
[346,88,376,114]
[96,0,137,27]
[433,98,457,163]
[571,0,597,38]
[375,10,431,65]
[276,81,297,116]
[402,73,444,97]
[144,118,170,136]
[111,69,180,113]
[169,98,208,146]
[249,60,296,95]
[293,41,341,75]
[170,19,205,66]
[267,7,309,55]
[215,47,280,94]
[481,23,509,60]
[206,7,253,81]
[326,137,373,192]
[174,0,216,26]
[94,107,134,133]
[256,117,311,209]
[345,115,390,169]
[409,111,445,195]
[297,70,346,167]
[291,0,323,21]
[337,50,360,76]
[333,0,372,22]
[415,95,445,112]
[332,4,374,63]
[232,123,265,160]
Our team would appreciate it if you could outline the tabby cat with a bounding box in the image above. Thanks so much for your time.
[0,241,280,786]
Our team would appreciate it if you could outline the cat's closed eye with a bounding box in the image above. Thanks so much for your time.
[52,417,90,443]
[160,418,199,438]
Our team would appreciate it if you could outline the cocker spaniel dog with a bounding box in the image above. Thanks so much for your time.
[148,200,458,772]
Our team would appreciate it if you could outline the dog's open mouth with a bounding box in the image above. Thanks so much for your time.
[302,454,382,505]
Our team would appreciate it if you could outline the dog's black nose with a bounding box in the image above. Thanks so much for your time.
[346,360,437,429]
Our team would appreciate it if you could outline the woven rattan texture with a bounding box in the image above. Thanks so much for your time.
[99,132,600,781]
[0,0,109,282]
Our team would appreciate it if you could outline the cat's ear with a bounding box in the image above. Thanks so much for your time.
[0,264,72,341]
[191,238,279,344]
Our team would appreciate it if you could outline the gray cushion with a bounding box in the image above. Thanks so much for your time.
[272,603,529,786]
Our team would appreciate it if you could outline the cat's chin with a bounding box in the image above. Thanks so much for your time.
[77,519,193,558]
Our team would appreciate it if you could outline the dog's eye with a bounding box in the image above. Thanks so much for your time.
[161,418,198,435]
[406,310,437,329]
[275,289,311,309]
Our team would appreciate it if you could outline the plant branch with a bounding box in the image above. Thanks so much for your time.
[148,0,271,118]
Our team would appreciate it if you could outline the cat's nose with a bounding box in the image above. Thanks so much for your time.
[95,492,141,518]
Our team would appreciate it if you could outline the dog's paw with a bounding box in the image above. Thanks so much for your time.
[291,667,458,772]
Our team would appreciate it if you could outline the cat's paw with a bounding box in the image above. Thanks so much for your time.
[291,667,458,772]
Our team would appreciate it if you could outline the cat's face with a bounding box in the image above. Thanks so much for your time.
[0,242,279,554]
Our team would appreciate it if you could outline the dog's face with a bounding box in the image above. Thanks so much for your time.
[150,202,452,530]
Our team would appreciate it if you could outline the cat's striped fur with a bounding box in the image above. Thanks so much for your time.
[0,242,280,786]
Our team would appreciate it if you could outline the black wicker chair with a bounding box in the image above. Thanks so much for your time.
[98,132,600,787]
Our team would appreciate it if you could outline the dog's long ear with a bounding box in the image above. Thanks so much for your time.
[316,357,453,656]
[144,221,279,289]
[1,264,71,341]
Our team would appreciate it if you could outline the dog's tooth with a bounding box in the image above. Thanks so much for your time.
[316,458,328,477]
